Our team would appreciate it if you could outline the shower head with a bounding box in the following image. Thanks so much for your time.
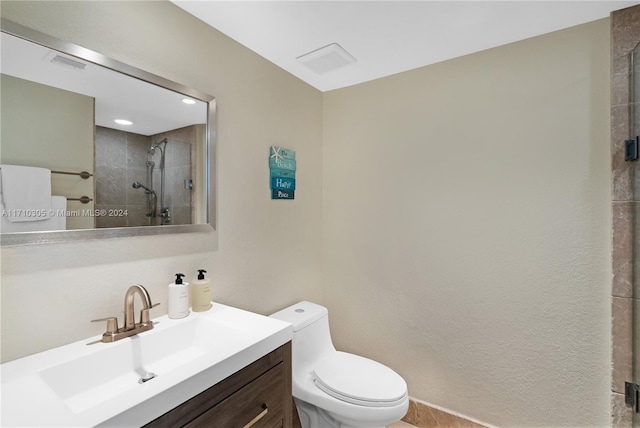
[132,181,154,193]
[149,138,168,154]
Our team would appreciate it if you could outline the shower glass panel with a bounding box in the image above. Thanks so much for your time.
[632,42,640,427]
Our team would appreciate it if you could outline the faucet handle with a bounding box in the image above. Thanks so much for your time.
[92,316,119,334]
[140,303,160,325]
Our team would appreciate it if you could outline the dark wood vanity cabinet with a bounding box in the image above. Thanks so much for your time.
[144,342,292,428]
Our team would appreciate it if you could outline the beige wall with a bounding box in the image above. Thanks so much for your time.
[322,19,611,427]
[0,1,323,360]
[0,74,95,229]
[0,2,615,427]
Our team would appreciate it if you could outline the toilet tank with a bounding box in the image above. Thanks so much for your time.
[270,301,327,331]
[270,301,336,367]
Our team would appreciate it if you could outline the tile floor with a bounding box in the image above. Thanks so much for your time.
[387,421,417,428]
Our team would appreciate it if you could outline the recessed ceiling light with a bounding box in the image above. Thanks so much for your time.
[182,98,196,105]
[114,119,133,126]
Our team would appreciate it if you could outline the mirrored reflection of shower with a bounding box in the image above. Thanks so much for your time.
[94,124,198,228]
[132,138,171,225]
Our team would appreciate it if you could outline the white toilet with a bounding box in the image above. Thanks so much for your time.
[270,301,409,428]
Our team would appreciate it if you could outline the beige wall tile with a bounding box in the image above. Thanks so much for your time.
[612,202,634,297]
[612,6,640,60]
[612,55,631,108]
[612,296,633,394]
[635,203,640,298]
[612,391,633,428]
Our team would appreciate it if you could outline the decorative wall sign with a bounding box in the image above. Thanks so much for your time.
[270,168,295,179]
[272,189,294,199]
[270,146,296,199]
[271,177,296,190]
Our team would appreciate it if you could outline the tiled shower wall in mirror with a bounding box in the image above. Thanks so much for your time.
[94,125,196,227]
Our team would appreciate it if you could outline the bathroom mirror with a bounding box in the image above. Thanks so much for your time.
[0,19,217,246]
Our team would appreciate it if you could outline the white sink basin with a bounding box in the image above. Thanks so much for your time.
[1,303,292,427]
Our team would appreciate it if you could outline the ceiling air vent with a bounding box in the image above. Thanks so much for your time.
[296,43,356,74]
[46,52,87,71]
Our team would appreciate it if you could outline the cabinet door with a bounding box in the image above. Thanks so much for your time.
[186,363,285,428]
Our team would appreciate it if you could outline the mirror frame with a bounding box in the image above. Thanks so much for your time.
[0,19,217,246]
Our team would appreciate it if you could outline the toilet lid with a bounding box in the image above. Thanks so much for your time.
[311,352,407,407]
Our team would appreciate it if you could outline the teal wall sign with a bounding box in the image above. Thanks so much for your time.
[269,157,296,171]
[270,168,295,179]
[272,189,294,199]
[270,146,296,200]
[271,177,296,190]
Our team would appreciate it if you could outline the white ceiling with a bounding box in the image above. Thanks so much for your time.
[173,0,638,92]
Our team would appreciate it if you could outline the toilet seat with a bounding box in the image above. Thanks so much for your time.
[311,352,407,408]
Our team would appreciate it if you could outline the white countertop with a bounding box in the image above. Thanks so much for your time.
[1,303,292,427]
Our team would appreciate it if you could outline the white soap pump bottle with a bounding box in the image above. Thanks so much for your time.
[168,273,190,319]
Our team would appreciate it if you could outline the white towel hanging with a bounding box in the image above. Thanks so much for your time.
[0,164,52,222]
[0,196,66,233]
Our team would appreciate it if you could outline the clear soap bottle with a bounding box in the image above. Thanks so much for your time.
[191,269,212,312]
[168,273,190,319]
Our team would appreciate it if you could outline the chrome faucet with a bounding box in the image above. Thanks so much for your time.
[91,284,159,343]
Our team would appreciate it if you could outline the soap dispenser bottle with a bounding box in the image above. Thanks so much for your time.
[168,273,190,319]
[191,269,212,312]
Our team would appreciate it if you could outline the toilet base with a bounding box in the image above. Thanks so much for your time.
[294,398,385,428]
